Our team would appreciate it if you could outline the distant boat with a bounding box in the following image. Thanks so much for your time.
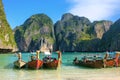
[43,51,62,69]
[27,51,43,69]
[14,52,26,68]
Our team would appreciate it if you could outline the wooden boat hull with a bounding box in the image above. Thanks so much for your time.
[43,60,58,69]
[74,60,103,68]
[118,59,120,66]
[74,59,120,68]
[103,59,115,67]
[27,60,43,69]
[104,59,120,67]
[14,60,26,68]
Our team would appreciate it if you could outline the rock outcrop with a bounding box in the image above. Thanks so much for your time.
[0,0,17,53]
[14,14,55,52]
[2,0,120,52]
[14,13,114,52]
[54,13,91,51]
[54,13,112,51]
[101,19,120,51]
[92,20,113,39]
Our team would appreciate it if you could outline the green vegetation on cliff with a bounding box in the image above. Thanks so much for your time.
[14,14,55,51]
[54,13,112,51]
[0,0,16,51]
[1,0,120,52]
[12,10,117,52]
[13,12,114,52]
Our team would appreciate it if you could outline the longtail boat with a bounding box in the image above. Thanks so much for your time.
[103,51,120,67]
[43,51,62,69]
[118,59,120,66]
[14,60,26,68]
[14,52,26,68]
[103,59,115,67]
[40,43,62,69]
[27,51,43,69]
[73,56,103,68]
[102,52,114,67]
[102,58,120,68]
[73,51,120,68]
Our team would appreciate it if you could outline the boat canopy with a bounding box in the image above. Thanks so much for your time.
[44,51,51,56]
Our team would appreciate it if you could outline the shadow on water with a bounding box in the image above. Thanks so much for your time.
[4,63,27,70]
[4,65,58,70]
[4,63,14,69]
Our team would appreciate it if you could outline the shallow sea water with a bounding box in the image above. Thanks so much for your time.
[0,52,120,80]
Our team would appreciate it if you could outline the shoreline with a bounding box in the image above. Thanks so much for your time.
[0,51,106,54]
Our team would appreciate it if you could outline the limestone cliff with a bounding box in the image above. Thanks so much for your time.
[92,20,112,39]
[101,19,120,51]
[14,14,54,52]
[14,13,114,52]
[54,13,112,51]
[0,0,17,53]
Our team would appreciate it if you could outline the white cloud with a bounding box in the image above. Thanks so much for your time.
[67,0,120,21]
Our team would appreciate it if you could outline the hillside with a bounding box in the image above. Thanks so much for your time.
[0,0,17,53]
[14,13,114,52]
[54,13,112,51]
[101,19,120,51]
[14,14,55,52]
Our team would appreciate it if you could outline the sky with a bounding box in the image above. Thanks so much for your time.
[2,0,120,29]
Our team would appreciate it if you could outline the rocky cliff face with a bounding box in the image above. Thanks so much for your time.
[101,19,120,51]
[92,20,113,39]
[14,13,114,52]
[14,14,54,52]
[54,13,91,51]
[54,13,112,51]
[1,0,119,52]
[0,0,17,52]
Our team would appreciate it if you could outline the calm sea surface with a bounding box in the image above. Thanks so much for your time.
[0,52,120,80]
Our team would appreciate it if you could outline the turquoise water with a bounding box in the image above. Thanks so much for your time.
[0,52,120,80]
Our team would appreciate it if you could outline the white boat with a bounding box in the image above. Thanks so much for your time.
[14,52,26,68]
[14,60,26,68]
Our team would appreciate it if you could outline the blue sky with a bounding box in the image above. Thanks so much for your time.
[2,0,120,29]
